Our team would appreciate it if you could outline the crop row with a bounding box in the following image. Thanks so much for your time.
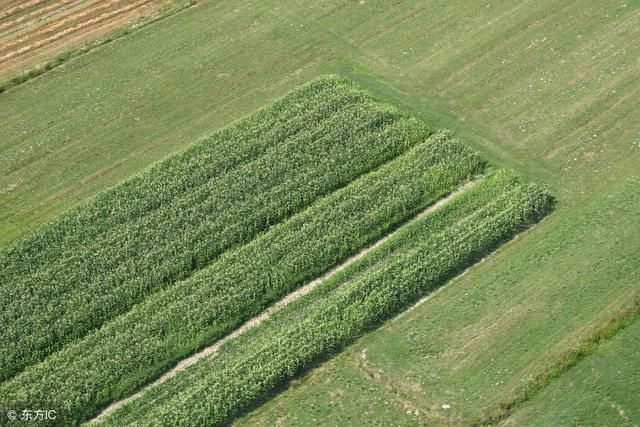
[0,76,430,381]
[0,132,484,425]
[97,171,552,426]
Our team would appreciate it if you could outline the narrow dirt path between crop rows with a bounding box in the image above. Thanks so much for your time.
[88,178,483,424]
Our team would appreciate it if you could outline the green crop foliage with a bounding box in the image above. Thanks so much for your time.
[0,132,484,425]
[0,76,430,382]
[98,171,552,426]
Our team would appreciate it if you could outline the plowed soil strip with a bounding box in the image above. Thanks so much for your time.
[0,0,172,77]
[0,0,155,60]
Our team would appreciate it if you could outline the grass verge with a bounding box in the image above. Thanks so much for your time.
[474,297,640,426]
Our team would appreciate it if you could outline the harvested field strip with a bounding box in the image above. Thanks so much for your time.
[0,0,158,62]
[0,76,428,382]
[0,132,484,426]
[97,171,552,426]
[0,0,178,81]
[0,0,158,49]
[2,0,153,45]
[0,1,97,35]
[1,2,126,47]
[0,0,53,21]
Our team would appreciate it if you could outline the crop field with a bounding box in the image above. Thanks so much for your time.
[1,0,639,426]
[0,0,185,82]
[0,75,437,383]
[0,75,548,424]
[94,171,550,426]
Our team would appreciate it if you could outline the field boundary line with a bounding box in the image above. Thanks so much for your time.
[89,177,484,424]
[473,294,640,426]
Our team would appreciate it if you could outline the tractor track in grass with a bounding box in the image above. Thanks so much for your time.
[89,178,484,424]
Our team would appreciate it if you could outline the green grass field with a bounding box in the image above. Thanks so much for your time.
[1,0,639,425]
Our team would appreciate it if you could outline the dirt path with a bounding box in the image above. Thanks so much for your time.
[88,178,483,424]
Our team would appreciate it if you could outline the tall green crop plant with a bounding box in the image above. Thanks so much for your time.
[0,76,430,382]
[98,171,551,427]
[0,133,484,425]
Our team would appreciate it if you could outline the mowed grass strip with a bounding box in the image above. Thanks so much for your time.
[97,171,552,427]
[0,76,430,382]
[0,133,484,425]
[502,310,640,426]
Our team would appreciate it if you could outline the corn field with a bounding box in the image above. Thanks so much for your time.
[97,170,552,426]
[0,131,484,425]
[0,76,428,382]
[0,76,552,426]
